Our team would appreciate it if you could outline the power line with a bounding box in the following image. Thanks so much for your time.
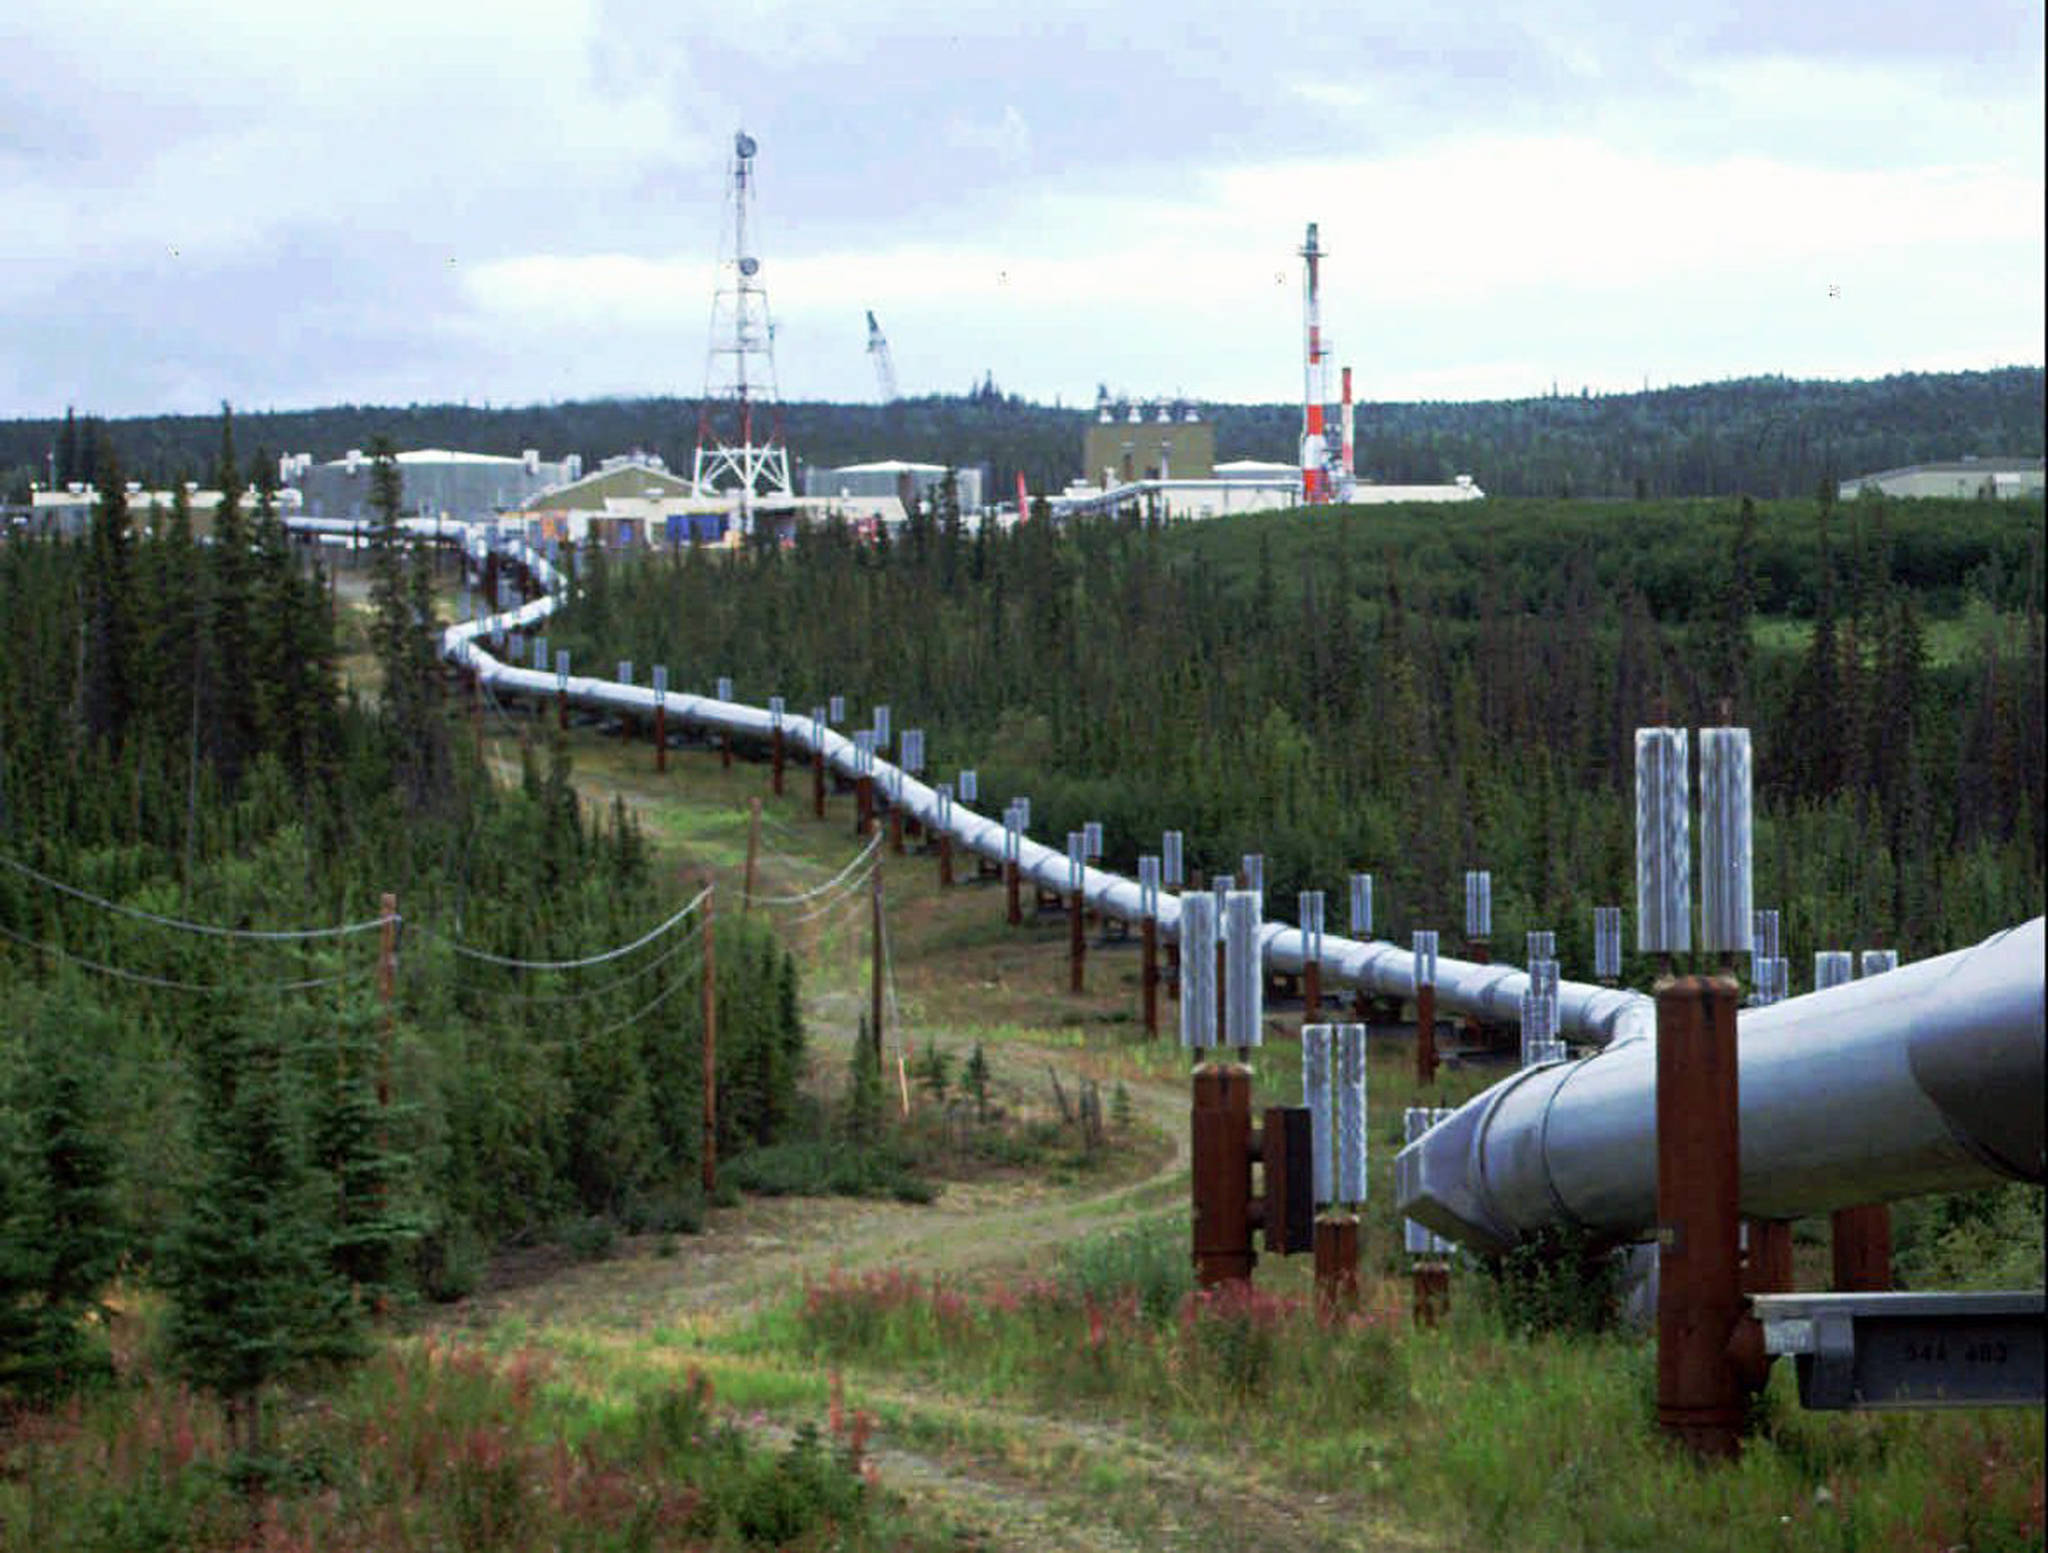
[751,833,884,905]
[0,918,363,994]
[423,885,712,972]
[470,921,708,1007]
[0,852,394,941]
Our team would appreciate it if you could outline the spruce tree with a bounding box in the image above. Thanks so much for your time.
[302,1000,417,1329]
[208,406,256,784]
[82,434,135,746]
[161,1012,337,1456]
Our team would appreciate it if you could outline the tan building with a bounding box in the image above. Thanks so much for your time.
[1082,404,1216,485]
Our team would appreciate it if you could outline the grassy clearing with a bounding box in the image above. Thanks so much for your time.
[757,1215,2045,1553]
[0,1327,941,1552]
[204,711,2030,1552]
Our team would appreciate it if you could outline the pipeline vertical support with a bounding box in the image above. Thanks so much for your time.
[654,700,667,774]
[889,805,904,856]
[938,832,954,888]
[856,775,874,837]
[1068,891,1086,994]
[1416,984,1438,1085]
[721,729,733,770]
[812,746,826,818]
[557,687,568,731]
[1656,976,1745,1461]
[1141,914,1159,1037]
[1005,860,1021,927]
[1412,1262,1450,1328]
[1831,1205,1894,1292]
[1743,1220,1795,1295]
[1191,1064,1255,1287]
[1314,1216,1360,1317]
[1303,958,1321,1029]
[771,726,784,794]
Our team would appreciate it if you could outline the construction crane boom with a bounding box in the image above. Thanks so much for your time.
[865,309,899,403]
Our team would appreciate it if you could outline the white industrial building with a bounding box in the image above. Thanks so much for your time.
[294,447,581,521]
[1839,458,2044,501]
[1051,471,1483,522]
[801,459,986,514]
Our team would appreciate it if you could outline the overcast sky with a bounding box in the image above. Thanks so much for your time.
[5,0,2042,421]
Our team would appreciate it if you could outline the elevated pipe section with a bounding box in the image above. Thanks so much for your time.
[1396,919,2046,1254]
[306,518,2047,1256]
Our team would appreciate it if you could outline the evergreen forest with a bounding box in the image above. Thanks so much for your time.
[0,425,803,1418]
[550,490,2045,973]
[10,365,2043,506]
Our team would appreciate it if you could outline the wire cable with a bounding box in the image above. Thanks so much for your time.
[750,833,884,906]
[0,919,364,994]
[469,921,707,1007]
[581,939,713,1044]
[0,853,394,941]
[424,884,711,972]
[774,855,883,928]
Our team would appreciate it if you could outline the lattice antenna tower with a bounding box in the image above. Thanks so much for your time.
[693,129,793,527]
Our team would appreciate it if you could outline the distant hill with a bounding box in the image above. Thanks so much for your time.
[7,367,2040,504]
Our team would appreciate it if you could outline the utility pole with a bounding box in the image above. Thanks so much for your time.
[742,797,761,917]
[701,886,718,1195]
[377,892,397,1110]
[869,854,886,1064]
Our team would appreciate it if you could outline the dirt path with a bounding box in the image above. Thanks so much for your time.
[430,729,1432,1552]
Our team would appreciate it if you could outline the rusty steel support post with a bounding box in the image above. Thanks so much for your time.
[720,729,732,770]
[1165,938,1180,1001]
[1412,1263,1450,1328]
[1005,860,1021,926]
[856,775,874,837]
[938,832,954,888]
[1831,1205,1894,1292]
[1314,1216,1360,1317]
[654,699,667,773]
[1743,1220,1795,1295]
[1068,891,1086,994]
[557,687,568,731]
[1141,915,1159,1037]
[1656,976,1745,1461]
[1416,984,1439,1085]
[1303,958,1322,1030]
[812,746,826,818]
[1191,1064,1256,1287]
[771,727,784,795]
[889,805,904,856]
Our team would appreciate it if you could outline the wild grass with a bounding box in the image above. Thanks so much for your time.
[0,1336,934,1552]
[757,1216,2046,1553]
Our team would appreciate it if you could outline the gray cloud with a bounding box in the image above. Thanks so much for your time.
[1,0,2038,417]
